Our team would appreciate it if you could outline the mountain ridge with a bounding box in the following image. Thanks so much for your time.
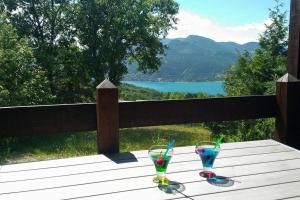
[125,35,259,82]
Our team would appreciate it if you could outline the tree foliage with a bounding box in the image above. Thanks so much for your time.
[225,0,288,96]
[75,0,178,85]
[2,0,178,104]
[4,0,92,103]
[207,0,288,141]
[0,11,53,106]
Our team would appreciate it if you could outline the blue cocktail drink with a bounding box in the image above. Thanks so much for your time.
[195,142,220,178]
[198,147,219,169]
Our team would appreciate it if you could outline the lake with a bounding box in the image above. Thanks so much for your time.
[123,81,226,95]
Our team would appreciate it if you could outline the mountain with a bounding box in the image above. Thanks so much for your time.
[124,35,259,82]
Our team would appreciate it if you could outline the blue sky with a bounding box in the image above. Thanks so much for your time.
[168,0,290,44]
[175,0,290,26]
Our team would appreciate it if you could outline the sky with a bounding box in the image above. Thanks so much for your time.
[167,0,290,44]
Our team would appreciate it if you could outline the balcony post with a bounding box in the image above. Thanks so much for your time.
[288,0,300,78]
[276,0,300,149]
[96,79,119,153]
[276,73,300,149]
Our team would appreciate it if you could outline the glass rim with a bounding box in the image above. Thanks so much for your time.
[149,145,173,151]
[149,144,168,148]
[148,145,174,155]
[196,141,216,145]
[195,141,221,149]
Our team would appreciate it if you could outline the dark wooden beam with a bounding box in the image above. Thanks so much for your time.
[276,73,300,149]
[96,80,119,154]
[119,95,277,128]
[0,103,96,137]
[0,95,277,139]
[288,0,300,78]
[276,0,300,149]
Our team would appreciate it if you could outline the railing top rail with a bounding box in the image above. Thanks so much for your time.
[0,95,277,137]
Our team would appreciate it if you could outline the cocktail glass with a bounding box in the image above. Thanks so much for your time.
[148,145,173,185]
[195,142,220,178]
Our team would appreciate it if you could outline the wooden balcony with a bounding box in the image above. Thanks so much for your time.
[0,0,300,153]
[1,140,299,200]
[1,1,300,200]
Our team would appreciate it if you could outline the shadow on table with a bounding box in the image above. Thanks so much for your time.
[158,181,186,194]
[207,175,235,187]
[104,152,138,164]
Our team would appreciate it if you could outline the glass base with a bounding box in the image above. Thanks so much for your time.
[199,171,216,178]
[153,176,170,185]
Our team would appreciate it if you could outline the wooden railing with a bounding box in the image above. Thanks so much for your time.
[0,77,298,153]
[0,0,299,153]
[0,94,277,138]
[0,76,299,153]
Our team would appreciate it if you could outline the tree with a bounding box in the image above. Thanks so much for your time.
[3,0,91,103]
[207,0,288,141]
[0,11,53,106]
[4,0,179,103]
[225,0,287,96]
[75,0,179,85]
[4,0,71,83]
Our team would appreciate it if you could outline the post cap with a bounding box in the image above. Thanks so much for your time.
[96,79,117,89]
[277,73,300,83]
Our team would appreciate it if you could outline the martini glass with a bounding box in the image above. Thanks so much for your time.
[148,145,173,185]
[195,142,220,178]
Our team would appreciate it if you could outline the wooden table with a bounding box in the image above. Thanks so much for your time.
[1,140,300,200]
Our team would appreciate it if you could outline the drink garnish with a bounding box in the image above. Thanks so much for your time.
[214,134,224,148]
[163,139,175,158]
[156,151,164,165]
[197,147,205,152]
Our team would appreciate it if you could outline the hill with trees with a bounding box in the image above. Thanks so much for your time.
[125,35,259,81]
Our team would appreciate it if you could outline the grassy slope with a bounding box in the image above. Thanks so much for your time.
[0,84,211,164]
[0,125,210,164]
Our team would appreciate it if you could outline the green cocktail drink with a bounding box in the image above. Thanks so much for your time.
[151,153,172,173]
[149,145,173,185]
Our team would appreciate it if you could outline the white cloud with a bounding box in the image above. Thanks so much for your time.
[167,11,271,44]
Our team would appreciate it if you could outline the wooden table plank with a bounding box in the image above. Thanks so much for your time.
[177,169,300,197]
[1,141,300,200]
[176,181,300,200]
[1,153,300,195]
[19,169,299,200]
[1,140,299,200]
[0,144,295,182]
[0,140,278,173]
[0,141,289,177]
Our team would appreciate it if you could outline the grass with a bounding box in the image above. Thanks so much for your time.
[0,124,211,164]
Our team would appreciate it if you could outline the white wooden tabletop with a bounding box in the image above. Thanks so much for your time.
[0,140,300,200]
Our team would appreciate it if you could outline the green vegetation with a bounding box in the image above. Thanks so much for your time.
[0,125,210,164]
[1,0,179,105]
[207,0,288,140]
[119,83,209,101]
[225,1,287,96]
[0,83,212,164]
[0,13,53,106]
[119,83,163,100]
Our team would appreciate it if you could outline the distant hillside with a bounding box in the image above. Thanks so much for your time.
[124,35,259,81]
[119,83,209,101]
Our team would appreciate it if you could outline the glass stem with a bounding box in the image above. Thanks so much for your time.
[156,171,166,178]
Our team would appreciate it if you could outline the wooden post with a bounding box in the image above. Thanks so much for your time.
[276,73,300,149]
[288,0,300,78]
[276,0,300,149]
[96,79,119,154]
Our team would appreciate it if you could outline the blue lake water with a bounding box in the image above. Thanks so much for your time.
[123,81,226,95]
